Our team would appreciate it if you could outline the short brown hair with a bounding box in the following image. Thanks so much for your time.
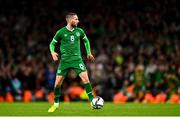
[66,12,77,20]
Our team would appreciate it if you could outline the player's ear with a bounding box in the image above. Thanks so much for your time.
[66,18,68,22]
[66,18,72,23]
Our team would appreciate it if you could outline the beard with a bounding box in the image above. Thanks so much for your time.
[71,23,78,27]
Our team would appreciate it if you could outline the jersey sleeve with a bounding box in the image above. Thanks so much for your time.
[49,30,61,53]
[80,28,92,55]
[80,28,87,40]
[53,30,61,42]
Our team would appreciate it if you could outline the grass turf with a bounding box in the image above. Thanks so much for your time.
[0,102,180,116]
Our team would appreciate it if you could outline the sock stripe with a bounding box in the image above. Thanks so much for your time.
[84,83,94,101]
[87,92,92,95]
[54,87,61,103]
[55,95,60,97]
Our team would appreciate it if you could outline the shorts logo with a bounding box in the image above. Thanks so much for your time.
[57,70,61,73]
[64,34,67,37]
[79,63,84,70]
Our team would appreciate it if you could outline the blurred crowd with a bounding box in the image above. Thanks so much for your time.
[0,0,179,103]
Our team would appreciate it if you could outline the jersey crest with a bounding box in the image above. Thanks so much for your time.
[76,32,80,37]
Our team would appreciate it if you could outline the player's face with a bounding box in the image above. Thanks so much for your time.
[70,15,79,27]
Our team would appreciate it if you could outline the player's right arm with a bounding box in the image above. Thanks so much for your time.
[80,28,95,62]
[49,30,61,61]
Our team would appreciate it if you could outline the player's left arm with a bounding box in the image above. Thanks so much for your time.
[49,30,61,61]
[81,29,95,62]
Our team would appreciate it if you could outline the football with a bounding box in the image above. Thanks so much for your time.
[91,96,104,109]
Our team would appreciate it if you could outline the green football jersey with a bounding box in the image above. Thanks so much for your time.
[52,26,88,62]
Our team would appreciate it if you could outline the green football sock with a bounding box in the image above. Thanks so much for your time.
[54,87,61,103]
[84,83,94,101]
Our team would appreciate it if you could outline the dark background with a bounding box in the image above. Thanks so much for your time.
[0,0,179,102]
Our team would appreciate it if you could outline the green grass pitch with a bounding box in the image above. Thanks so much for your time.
[0,102,180,116]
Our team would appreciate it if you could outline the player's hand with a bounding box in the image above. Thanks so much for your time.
[87,54,95,62]
[51,52,58,61]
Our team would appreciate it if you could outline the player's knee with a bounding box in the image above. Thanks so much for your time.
[81,75,89,84]
[79,71,90,84]
[55,76,64,88]
[82,77,89,84]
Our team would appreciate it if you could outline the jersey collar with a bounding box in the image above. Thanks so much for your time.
[66,26,74,32]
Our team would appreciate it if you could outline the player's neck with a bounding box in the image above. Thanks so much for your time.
[66,24,74,31]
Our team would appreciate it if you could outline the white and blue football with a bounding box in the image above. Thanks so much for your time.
[91,96,104,109]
